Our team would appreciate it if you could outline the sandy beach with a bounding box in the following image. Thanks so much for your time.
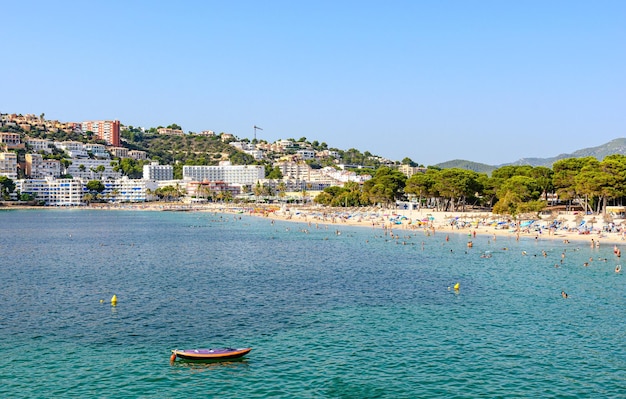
[5,202,626,247]
[209,203,626,247]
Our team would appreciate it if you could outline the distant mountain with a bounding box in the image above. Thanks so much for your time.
[436,138,626,172]
[434,159,496,174]
[504,138,626,167]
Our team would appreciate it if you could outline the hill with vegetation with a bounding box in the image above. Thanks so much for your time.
[435,138,626,172]
[433,159,496,174]
[506,138,626,167]
[121,128,247,166]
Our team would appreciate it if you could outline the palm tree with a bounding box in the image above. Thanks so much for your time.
[277,181,287,204]
[253,182,263,203]
[301,188,308,205]
[96,165,106,180]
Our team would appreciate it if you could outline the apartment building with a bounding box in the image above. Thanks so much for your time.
[24,154,61,178]
[157,128,184,136]
[185,180,240,201]
[26,138,54,154]
[0,152,18,180]
[18,177,85,206]
[66,159,121,180]
[81,120,120,146]
[84,143,110,159]
[55,141,89,158]
[220,133,235,142]
[128,150,147,160]
[0,132,23,149]
[102,177,157,202]
[398,164,427,178]
[143,162,173,181]
[276,161,312,180]
[182,162,264,185]
[296,149,316,160]
[109,147,129,159]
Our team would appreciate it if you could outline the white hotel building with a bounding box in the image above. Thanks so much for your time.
[18,177,85,206]
[18,177,158,205]
[183,162,265,185]
[143,162,173,181]
[0,152,18,180]
[66,159,121,180]
[102,177,158,202]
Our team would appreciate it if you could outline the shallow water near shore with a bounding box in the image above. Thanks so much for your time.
[1,209,624,398]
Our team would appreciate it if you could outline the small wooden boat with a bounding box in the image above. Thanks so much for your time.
[170,347,252,361]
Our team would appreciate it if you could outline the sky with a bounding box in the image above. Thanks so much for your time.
[2,1,625,166]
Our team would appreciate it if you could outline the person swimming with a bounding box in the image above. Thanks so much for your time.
[561,291,568,298]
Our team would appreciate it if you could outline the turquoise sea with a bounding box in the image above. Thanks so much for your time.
[0,209,624,398]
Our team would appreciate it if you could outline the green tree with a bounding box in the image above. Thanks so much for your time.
[598,154,626,213]
[432,168,483,212]
[362,167,407,207]
[0,176,16,200]
[405,170,436,208]
[114,158,143,178]
[95,165,106,179]
[553,157,593,204]
[266,166,283,179]
[530,166,554,202]
[401,157,417,167]
[86,180,105,194]
[492,175,545,217]
[277,181,287,203]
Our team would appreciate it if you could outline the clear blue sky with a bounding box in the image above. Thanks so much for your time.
[3,1,625,166]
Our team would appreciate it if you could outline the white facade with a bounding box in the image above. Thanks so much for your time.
[55,141,89,158]
[245,149,265,160]
[41,159,62,178]
[319,166,371,183]
[66,159,120,180]
[84,143,110,159]
[276,161,312,180]
[296,149,316,160]
[102,177,158,202]
[17,176,157,205]
[183,163,265,185]
[143,162,173,181]
[26,138,54,154]
[0,152,18,180]
[18,177,85,206]
[25,153,62,178]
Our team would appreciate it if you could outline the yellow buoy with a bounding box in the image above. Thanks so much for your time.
[453,282,460,291]
[111,294,118,306]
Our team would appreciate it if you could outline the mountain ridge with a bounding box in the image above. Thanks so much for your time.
[435,138,626,172]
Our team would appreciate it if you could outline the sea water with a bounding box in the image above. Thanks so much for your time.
[0,209,624,398]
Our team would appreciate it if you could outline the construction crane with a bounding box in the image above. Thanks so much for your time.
[253,125,263,141]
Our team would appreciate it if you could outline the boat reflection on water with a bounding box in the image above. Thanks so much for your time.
[170,357,250,372]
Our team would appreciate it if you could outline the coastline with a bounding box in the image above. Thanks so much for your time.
[4,202,625,247]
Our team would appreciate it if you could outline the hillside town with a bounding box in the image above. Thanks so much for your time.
[0,113,423,206]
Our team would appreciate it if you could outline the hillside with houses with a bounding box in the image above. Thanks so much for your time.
[1,112,417,206]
